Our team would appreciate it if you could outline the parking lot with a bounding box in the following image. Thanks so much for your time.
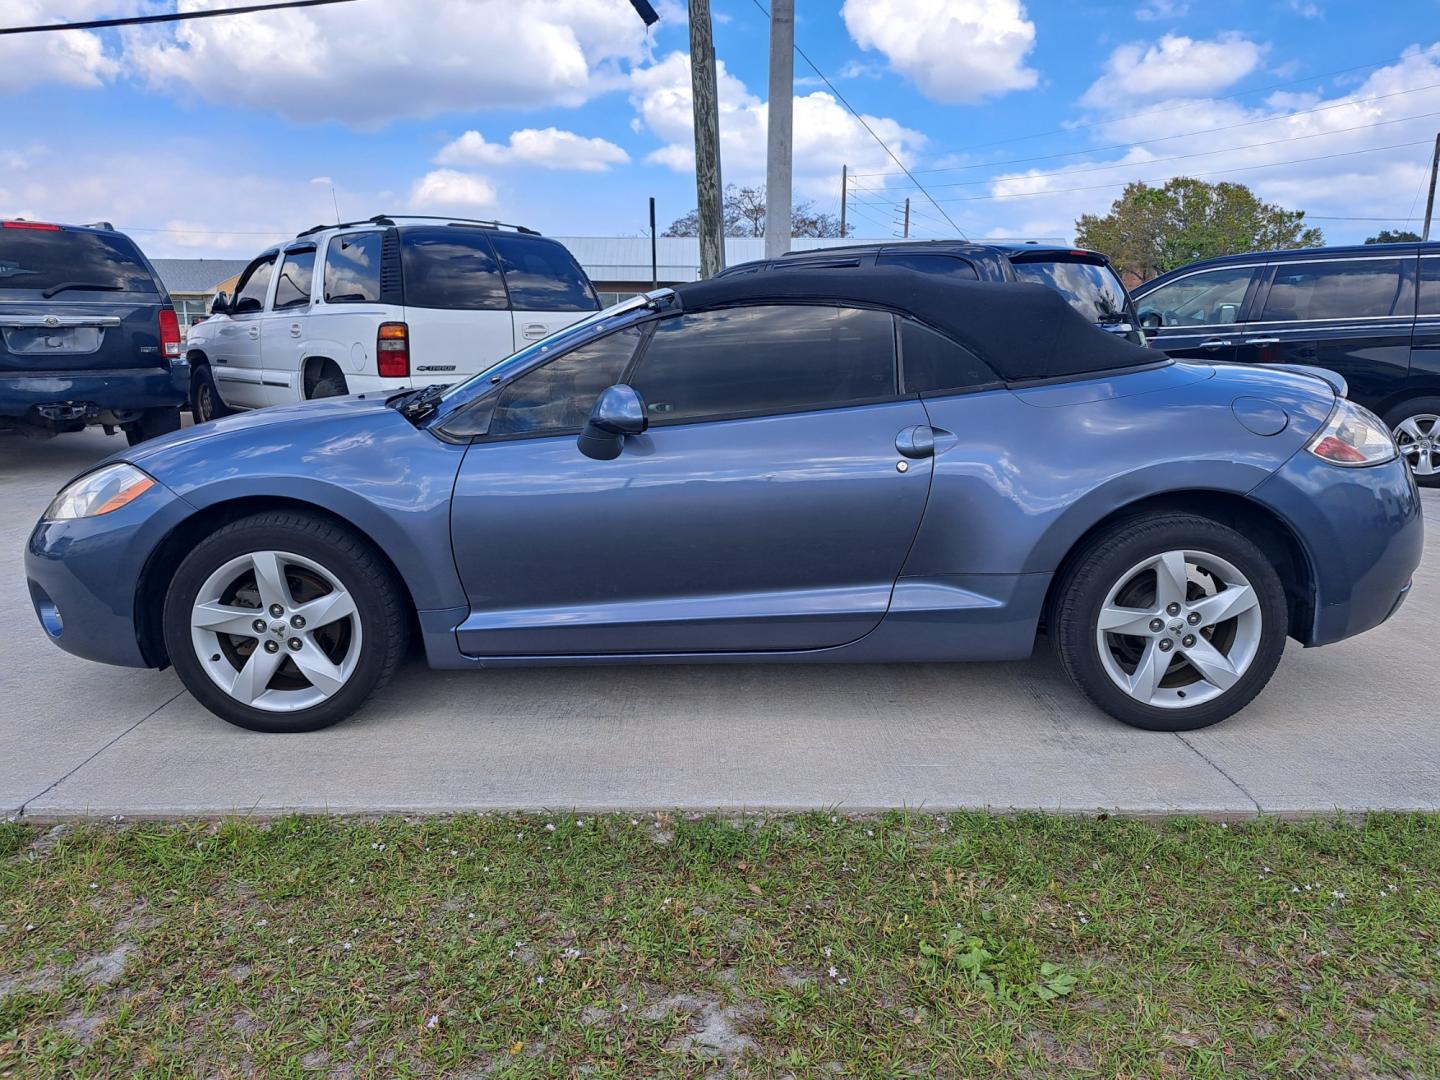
[3,426,1438,821]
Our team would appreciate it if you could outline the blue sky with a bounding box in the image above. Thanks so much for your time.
[2,0,1438,258]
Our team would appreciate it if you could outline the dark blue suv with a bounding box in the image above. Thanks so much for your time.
[1,220,187,444]
[1133,241,1440,483]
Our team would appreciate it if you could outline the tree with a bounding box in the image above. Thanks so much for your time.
[1365,229,1421,244]
[1074,178,1323,283]
[663,183,850,238]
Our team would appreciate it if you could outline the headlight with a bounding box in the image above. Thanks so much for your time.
[44,463,156,521]
[1305,400,1397,467]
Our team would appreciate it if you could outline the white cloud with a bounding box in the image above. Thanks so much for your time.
[0,0,130,93]
[971,44,1440,244]
[1135,0,1189,20]
[1289,0,1322,16]
[630,51,926,199]
[1080,33,1269,108]
[409,169,499,211]
[124,0,656,127]
[840,0,1037,104]
[435,128,630,172]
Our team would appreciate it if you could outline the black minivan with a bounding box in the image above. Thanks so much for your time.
[1133,241,1440,483]
[1,220,187,444]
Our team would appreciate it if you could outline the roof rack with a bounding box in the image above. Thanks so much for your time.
[294,214,541,239]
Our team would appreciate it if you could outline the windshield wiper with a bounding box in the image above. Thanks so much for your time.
[394,383,449,423]
[40,281,125,299]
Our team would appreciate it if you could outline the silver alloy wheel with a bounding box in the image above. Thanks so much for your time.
[189,550,362,713]
[1095,549,1262,710]
[1393,413,1440,477]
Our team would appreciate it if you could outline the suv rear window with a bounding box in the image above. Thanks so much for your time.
[0,228,158,295]
[399,227,508,310]
[489,234,599,312]
[1010,257,1129,325]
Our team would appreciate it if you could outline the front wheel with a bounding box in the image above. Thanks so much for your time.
[1383,398,1440,487]
[162,512,409,732]
[191,364,231,424]
[1053,514,1289,731]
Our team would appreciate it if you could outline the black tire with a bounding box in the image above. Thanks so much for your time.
[309,366,349,399]
[1053,513,1288,732]
[123,406,182,446]
[162,511,409,733]
[191,363,231,423]
[1382,397,1440,488]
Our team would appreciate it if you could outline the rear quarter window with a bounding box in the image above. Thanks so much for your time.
[489,234,599,312]
[0,228,158,295]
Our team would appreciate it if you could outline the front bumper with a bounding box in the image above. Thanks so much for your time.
[0,362,189,427]
[25,478,193,668]
[1250,451,1423,646]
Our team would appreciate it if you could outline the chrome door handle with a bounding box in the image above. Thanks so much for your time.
[248,326,260,339]
[522,323,547,339]
[895,425,936,459]
[1244,337,1280,345]
[1199,338,1232,350]
[290,324,302,338]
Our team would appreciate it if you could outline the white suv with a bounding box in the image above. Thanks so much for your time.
[184,216,600,419]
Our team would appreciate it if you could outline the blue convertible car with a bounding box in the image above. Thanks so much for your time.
[26,267,1422,733]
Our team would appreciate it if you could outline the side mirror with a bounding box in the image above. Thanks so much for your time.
[1139,310,1162,330]
[577,384,647,460]
[210,291,230,315]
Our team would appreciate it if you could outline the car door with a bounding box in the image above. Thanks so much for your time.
[1135,263,1260,363]
[489,232,601,349]
[1243,255,1414,410]
[447,303,934,656]
[398,226,515,382]
[1414,253,1440,386]
[211,252,276,409]
[259,243,316,404]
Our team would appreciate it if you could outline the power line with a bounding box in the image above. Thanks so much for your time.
[850,48,1434,176]
[855,80,1440,181]
[745,0,964,237]
[0,0,358,36]
[856,108,1440,194]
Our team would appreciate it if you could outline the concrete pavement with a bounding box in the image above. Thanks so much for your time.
[4,427,1437,819]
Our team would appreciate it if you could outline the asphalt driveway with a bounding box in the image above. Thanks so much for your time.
[4,427,1438,820]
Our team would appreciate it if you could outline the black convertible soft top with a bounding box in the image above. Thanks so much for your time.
[672,265,1160,384]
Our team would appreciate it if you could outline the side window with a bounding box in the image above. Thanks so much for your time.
[1137,267,1253,328]
[628,305,896,424]
[1421,258,1440,317]
[875,252,979,279]
[231,255,276,315]
[399,227,508,310]
[323,231,383,304]
[1262,259,1407,321]
[899,319,997,394]
[273,248,315,310]
[486,325,644,437]
[489,234,599,312]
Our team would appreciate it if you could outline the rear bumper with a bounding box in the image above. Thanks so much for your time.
[1250,451,1423,646]
[0,363,189,425]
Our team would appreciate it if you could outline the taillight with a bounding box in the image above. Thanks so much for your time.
[377,321,410,379]
[2,220,61,230]
[158,306,182,360]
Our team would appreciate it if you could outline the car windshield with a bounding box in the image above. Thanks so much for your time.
[1010,258,1131,324]
[0,228,158,295]
[436,291,668,411]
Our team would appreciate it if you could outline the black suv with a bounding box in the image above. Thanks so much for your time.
[721,240,1143,341]
[1133,242,1440,483]
[1,220,186,444]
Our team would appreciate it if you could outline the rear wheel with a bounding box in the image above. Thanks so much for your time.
[1054,514,1288,731]
[1383,397,1440,487]
[123,406,181,446]
[191,363,231,424]
[162,512,408,732]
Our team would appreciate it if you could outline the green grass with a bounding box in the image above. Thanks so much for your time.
[1,812,1437,1078]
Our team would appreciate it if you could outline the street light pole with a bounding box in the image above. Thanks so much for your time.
[689,0,725,278]
[764,0,793,259]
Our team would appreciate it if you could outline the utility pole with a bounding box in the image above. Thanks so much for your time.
[689,0,725,278]
[1424,132,1440,242]
[764,0,793,259]
[839,165,848,238]
[902,198,910,239]
[649,196,658,290]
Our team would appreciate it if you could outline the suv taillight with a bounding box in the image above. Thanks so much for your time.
[158,306,182,360]
[377,322,410,379]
